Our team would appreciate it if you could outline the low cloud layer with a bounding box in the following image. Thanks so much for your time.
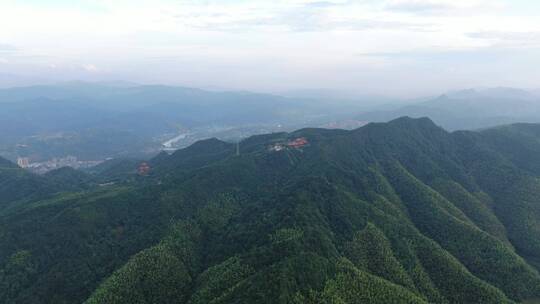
[0,0,539,97]
[467,31,540,47]
[0,43,17,52]
[385,0,504,13]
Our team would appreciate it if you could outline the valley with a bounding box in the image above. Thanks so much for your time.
[0,83,362,169]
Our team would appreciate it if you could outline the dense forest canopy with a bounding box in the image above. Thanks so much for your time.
[2,116,540,303]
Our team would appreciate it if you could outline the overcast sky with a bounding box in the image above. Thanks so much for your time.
[0,0,539,97]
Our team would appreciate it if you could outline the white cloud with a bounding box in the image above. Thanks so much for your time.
[82,64,99,72]
[385,0,505,14]
[468,31,540,47]
[0,43,17,52]
[0,0,538,96]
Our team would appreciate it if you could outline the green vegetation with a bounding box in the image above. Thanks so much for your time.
[0,159,58,206]
[2,117,540,303]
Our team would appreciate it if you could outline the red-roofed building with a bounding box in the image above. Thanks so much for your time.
[138,162,151,176]
[287,137,309,148]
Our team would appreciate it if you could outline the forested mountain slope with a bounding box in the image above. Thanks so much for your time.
[0,157,59,206]
[2,117,540,303]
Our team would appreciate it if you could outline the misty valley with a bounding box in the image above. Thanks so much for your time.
[3,83,540,175]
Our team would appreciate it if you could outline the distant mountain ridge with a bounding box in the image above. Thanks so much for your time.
[446,87,537,100]
[4,83,539,163]
[357,87,540,130]
[0,82,360,162]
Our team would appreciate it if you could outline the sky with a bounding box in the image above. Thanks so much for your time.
[0,0,539,97]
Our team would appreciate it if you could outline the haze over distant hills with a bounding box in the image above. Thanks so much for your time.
[357,87,540,131]
[0,82,365,164]
[278,88,399,109]
[2,82,540,171]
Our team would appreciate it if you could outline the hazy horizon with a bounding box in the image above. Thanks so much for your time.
[0,78,538,102]
[1,0,540,98]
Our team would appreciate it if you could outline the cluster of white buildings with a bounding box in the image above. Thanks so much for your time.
[17,155,103,174]
[17,157,30,168]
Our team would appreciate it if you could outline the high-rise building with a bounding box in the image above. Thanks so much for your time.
[17,157,30,168]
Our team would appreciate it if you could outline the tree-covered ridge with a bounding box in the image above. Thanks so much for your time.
[2,117,540,303]
[0,156,59,206]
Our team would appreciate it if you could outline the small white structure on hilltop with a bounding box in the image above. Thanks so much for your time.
[17,157,30,168]
[269,144,285,152]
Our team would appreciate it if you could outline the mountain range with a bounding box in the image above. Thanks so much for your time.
[357,88,540,131]
[0,82,362,162]
[3,83,540,164]
[2,117,540,303]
